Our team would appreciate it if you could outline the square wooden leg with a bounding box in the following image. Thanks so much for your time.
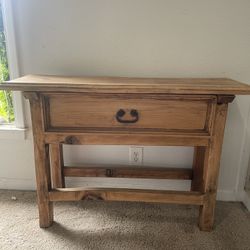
[199,193,216,231]
[192,103,229,231]
[50,143,65,188]
[30,96,54,228]
[35,143,54,228]
[192,145,218,231]
[192,146,215,231]
[37,197,54,228]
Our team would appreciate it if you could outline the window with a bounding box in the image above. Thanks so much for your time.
[0,2,14,124]
[0,0,25,132]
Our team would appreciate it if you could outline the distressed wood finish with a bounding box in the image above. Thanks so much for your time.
[191,147,206,191]
[198,103,229,231]
[43,93,216,133]
[3,75,250,95]
[63,166,193,179]
[44,133,210,146]
[1,75,249,231]
[29,96,53,228]
[50,143,65,188]
[49,188,206,205]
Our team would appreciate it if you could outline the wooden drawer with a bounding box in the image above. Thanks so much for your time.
[43,93,216,134]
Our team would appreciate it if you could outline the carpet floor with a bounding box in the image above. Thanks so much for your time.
[0,190,250,250]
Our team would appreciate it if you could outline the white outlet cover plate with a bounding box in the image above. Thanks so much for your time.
[129,146,143,165]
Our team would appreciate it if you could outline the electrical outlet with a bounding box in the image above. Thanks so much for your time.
[129,147,143,165]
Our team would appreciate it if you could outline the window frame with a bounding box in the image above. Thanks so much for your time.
[0,0,26,133]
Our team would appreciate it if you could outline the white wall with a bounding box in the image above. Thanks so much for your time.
[1,0,250,200]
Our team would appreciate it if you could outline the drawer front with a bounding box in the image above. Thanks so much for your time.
[43,93,216,134]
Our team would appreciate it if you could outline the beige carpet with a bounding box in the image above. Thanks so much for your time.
[0,190,250,250]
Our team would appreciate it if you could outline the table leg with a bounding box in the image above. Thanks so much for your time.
[30,95,54,228]
[191,146,205,192]
[50,143,65,188]
[192,103,228,231]
[34,143,54,227]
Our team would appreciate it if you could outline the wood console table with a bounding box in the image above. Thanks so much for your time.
[1,75,250,231]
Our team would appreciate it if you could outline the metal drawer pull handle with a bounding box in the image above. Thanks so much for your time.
[116,109,139,123]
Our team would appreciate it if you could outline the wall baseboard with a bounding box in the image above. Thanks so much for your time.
[0,178,36,190]
[242,191,250,211]
[216,190,239,201]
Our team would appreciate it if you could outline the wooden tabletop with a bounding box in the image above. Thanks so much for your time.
[1,74,250,95]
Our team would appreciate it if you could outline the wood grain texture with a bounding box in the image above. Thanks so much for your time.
[49,188,205,205]
[63,166,193,180]
[44,133,210,146]
[43,93,216,133]
[1,75,250,95]
[191,147,206,192]
[198,103,229,231]
[4,75,246,230]
[29,96,53,228]
[50,144,65,188]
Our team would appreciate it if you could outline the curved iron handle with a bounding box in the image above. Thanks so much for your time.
[116,109,139,123]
